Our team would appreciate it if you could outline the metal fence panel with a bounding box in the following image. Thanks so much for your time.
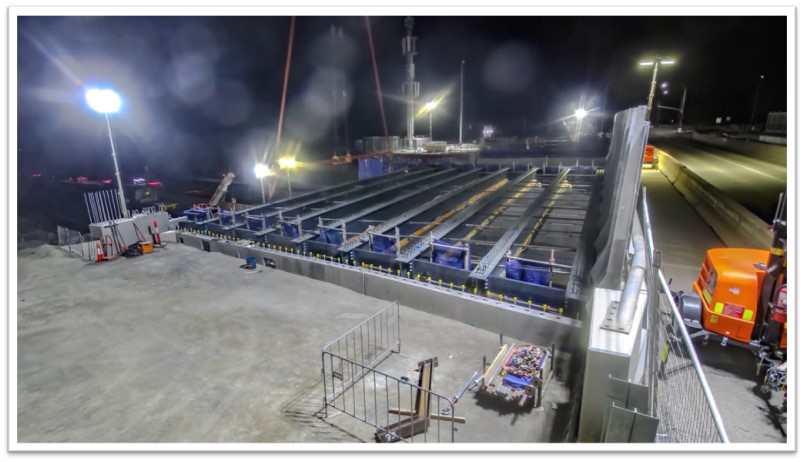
[641,190,729,443]
[321,301,456,443]
[57,225,96,262]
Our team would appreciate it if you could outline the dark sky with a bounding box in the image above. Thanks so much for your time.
[17,15,787,178]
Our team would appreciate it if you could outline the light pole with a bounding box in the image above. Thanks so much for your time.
[278,156,297,198]
[459,59,465,144]
[254,163,271,203]
[655,81,688,132]
[639,57,675,122]
[85,88,128,218]
[574,108,588,142]
[750,74,765,127]
[425,100,438,140]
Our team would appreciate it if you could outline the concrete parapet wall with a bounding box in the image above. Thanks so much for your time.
[175,231,581,349]
[692,131,786,155]
[656,150,772,249]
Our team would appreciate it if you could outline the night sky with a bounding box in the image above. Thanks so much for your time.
[17,15,787,179]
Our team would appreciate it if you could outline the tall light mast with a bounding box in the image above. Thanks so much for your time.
[402,16,419,149]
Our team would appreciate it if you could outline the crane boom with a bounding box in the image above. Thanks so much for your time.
[209,173,235,208]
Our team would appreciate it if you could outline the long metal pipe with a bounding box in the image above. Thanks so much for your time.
[105,113,129,218]
[615,219,647,327]
[459,59,464,144]
[659,270,730,443]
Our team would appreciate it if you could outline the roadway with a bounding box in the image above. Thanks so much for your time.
[648,129,787,223]
[642,168,786,443]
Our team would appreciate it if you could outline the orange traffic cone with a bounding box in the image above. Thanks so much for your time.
[152,219,161,246]
[95,241,104,261]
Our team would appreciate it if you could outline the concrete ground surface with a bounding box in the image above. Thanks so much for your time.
[16,243,570,444]
[641,169,787,443]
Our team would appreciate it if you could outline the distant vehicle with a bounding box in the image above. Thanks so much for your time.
[101,179,113,184]
[31,173,42,178]
[76,176,88,183]
[147,181,163,187]
[132,178,146,185]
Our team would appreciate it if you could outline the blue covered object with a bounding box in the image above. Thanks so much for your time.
[502,373,532,390]
[319,228,343,245]
[281,222,299,238]
[522,264,550,285]
[371,235,396,254]
[505,259,523,280]
[219,209,235,226]
[432,239,467,269]
[505,259,550,286]
[247,215,265,230]
[359,158,385,180]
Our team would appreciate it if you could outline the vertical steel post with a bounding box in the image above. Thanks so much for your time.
[677,86,687,133]
[646,60,660,122]
[84,193,93,224]
[459,59,465,144]
[105,113,129,218]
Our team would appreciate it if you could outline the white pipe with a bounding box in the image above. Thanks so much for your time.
[616,220,647,327]
[659,270,730,443]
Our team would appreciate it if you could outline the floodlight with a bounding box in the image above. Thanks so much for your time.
[85,88,122,114]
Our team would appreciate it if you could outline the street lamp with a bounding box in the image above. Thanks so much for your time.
[639,57,676,122]
[278,156,297,197]
[655,81,688,133]
[85,88,128,218]
[750,74,765,127]
[254,162,272,203]
[424,100,439,140]
[574,108,588,142]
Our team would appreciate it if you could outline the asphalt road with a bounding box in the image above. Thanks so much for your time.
[648,131,787,223]
[642,170,787,443]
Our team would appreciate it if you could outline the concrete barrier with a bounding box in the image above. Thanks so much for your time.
[175,231,581,349]
[692,132,787,161]
[655,149,772,249]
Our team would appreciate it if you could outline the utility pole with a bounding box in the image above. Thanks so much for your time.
[646,60,660,122]
[750,74,765,127]
[402,17,419,149]
[677,86,687,133]
[459,59,465,145]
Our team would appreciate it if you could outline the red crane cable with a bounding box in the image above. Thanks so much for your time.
[269,16,296,199]
[275,16,296,163]
[365,17,389,145]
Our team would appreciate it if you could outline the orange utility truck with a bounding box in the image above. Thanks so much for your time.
[675,194,787,363]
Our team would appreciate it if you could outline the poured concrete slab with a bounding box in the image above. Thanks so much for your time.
[16,244,571,444]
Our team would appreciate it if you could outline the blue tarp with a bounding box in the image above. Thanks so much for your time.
[247,215,265,230]
[219,209,235,225]
[281,222,299,238]
[319,228,343,245]
[505,259,523,280]
[502,373,531,390]
[359,158,385,180]
[432,239,467,269]
[505,259,550,286]
[371,235,396,254]
[522,264,550,285]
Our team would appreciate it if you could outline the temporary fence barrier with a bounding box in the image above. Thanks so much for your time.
[321,301,457,443]
[642,189,729,443]
[56,225,97,262]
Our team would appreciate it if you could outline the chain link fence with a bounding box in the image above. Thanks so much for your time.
[642,190,729,443]
[57,225,97,262]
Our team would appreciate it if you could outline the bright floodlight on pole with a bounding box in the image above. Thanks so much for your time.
[574,108,588,142]
[85,87,128,218]
[639,57,676,122]
[425,100,439,140]
[278,156,297,197]
[254,163,271,204]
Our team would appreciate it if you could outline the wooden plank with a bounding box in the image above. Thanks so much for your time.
[482,344,509,386]
[389,408,467,424]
